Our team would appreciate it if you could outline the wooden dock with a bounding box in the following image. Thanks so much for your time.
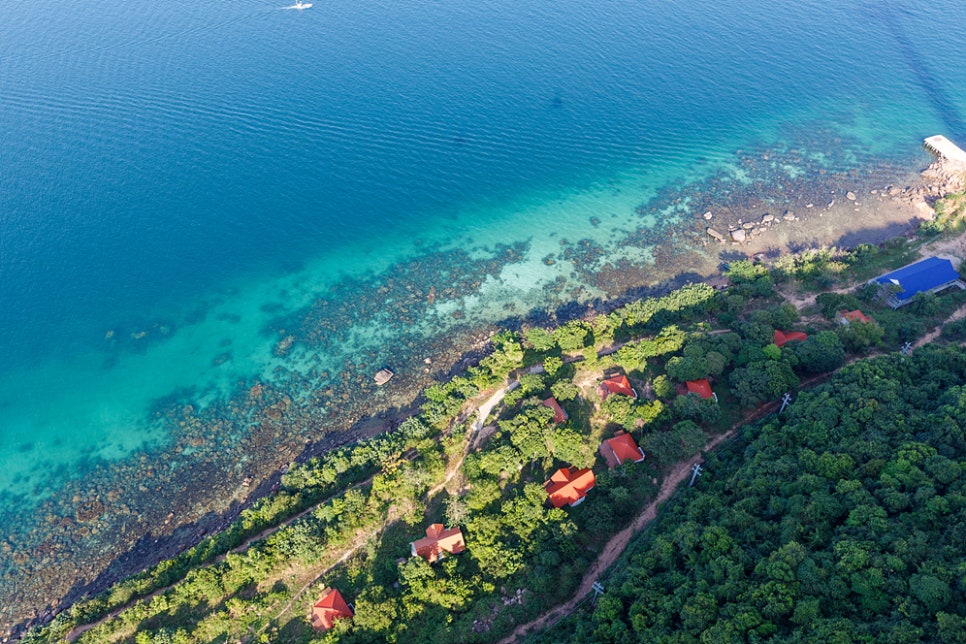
[924,135,966,164]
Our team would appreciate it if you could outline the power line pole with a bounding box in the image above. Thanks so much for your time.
[591,582,605,602]
[779,392,793,415]
[900,341,913,356]
[689,463,703,487]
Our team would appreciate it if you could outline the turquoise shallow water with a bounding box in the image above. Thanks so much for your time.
[1,0,966,623]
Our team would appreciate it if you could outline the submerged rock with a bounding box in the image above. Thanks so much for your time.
[706,228,725,242]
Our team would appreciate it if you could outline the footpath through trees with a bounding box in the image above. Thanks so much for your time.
[495,388,803,644]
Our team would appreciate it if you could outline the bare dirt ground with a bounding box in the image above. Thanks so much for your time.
[775,282,854,317]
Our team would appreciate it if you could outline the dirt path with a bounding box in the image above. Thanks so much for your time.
[775,282,855,313]
[496,387,808,644]
[255,504,402,641]
[915,302,966,347]
[65,468,388,642]
[266,382,526,638]
[65,260,966,641]
[496,431,733,644]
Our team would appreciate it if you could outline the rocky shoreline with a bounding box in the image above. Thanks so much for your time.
[5,142,964,641]
[704,156,965,249]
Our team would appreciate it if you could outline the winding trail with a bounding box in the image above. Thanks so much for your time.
[262,382,525,640]
[63,275,966,642]
[915,301,966,347]
[496,388,808,644]
[65,468,387,643]
[495,435,734,644]
[67,377,529,643]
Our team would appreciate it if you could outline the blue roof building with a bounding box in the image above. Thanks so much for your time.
[872,257,964,308]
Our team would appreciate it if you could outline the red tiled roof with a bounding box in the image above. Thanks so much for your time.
[600,433,645,469]
[598,374,637,400]
[544,467,596,508]
[311,588,354,631]
[839,309,871,324]
[685,379,715,400]
[774,330,807,347]
[542,397,569,424]
[410,524,466,563]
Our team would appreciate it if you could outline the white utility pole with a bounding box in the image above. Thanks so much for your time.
[779,392,793,414]
[689,463,703,487]
[592,581,605,602]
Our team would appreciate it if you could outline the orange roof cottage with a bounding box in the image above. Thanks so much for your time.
[542,397,569,424]
[773,330,807,347]
[311,588,354,631]
[544,467,596,508]
[838,309,872,325]
[410,524,466,563]
[598,374,637,400]
[685,378,717,402]
[599,432,645,469]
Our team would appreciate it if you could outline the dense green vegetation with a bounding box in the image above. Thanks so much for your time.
[27,283,743,644]
[920,190,966,237]
[24,189,966,643]
[537,346,966,643]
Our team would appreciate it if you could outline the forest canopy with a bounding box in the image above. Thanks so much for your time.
[539,345,966,644]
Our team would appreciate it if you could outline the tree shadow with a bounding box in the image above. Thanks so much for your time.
[134,579,258,641]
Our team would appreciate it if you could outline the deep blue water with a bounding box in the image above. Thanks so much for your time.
[5,0,963,364]
[1,0,966,618]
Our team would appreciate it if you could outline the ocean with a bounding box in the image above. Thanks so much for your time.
[1,0,965,626]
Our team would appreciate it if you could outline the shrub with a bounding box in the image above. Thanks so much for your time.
[555,321,590,352]
[941,317,966,341]
[550,380,580,402]
[653,375,675,399]
[793,331,846,374]
[666,355,709,382]
[525,327,556,352]
[837,320,884,353]
[543,355,563,377]
[730,360,799,407]
[673,394,721,425]
[640,421,707,467]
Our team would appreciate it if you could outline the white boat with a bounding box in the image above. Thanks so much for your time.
[284,0,312,9]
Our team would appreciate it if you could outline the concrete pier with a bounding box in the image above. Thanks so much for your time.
[924,135,966,164]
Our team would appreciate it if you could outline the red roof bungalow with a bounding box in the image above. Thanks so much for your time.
[544,467,596,508]
[599,432,645,469]
[542,397,569,424]
[838,309,872,325]
[311,588,354,631]
[773,330,807,347]
[598,374,637,400]
[685,378,718,403]
[410,524,466,563]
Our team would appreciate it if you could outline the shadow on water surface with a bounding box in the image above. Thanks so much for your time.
[871,1,966,140]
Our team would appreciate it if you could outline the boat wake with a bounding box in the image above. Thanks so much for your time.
[282,1,312,9]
